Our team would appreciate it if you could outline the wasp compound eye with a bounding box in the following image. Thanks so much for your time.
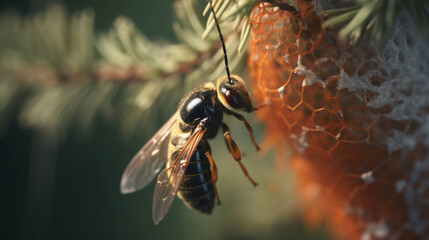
[224,89,243,109]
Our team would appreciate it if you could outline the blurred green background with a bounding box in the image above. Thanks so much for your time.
[0,0,332,239]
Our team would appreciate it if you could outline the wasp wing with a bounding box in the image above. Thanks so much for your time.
[152,123,207,225]
[120,115,177,194]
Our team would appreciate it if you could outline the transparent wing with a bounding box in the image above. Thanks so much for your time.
[120,115,177,194]
[152,123,207,225]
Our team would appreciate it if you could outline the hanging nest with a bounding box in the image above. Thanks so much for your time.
[248,0,429,239]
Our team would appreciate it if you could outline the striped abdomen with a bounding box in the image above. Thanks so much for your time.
[177,141,215,214]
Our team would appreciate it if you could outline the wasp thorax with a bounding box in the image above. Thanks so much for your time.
[217,74,254,113]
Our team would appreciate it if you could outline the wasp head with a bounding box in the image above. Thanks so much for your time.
[216,75,255,113]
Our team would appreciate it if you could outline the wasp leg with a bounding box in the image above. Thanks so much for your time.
[228,111,260,151]
[221,123,242,161]
[205,152,221,205]
[250,103,268,112]
[222,123,258,187]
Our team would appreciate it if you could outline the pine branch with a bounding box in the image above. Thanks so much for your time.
[0,0,249,140]
[0,4,95,84]
[323,0,429,45]
[18,78,182,140]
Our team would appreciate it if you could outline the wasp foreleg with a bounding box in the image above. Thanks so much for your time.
[228,111,260,151]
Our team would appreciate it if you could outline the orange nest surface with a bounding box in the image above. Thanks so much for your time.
[248,1,428,239]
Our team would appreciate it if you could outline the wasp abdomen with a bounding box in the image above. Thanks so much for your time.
[177,144,215,214]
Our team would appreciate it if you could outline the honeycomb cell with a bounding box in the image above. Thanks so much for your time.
[330,142,388,174]
[312,109,342,136]
[302,85,326,110]
[293,102,314,125]
[338,127,368,142]
[304,130,337,152]
[280,85,301,109]
[313,44,331,60]
[338,90,379,129]
[301,52,316,69]
[288,44,298,54]
[369,75,386,87]
[343,56,360,75]
[315,59,341,81]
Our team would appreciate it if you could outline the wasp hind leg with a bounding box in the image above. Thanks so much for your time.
[221,123,258,187]
[205,152,221,205]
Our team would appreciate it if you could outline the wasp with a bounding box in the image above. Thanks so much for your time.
[120,0,262,225]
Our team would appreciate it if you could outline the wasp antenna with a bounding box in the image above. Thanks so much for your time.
[208,0,232,84]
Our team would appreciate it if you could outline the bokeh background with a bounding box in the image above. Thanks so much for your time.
[0,0,333,239]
